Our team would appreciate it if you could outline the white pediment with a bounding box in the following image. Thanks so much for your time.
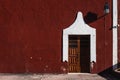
[63,12,95,35]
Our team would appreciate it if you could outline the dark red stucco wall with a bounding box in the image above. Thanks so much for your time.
[0,0,112,73]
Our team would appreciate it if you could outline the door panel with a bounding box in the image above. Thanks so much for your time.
[80,36,90,73]
[69,48,80,72]
[68,35,90,73]
[69,36,80,72]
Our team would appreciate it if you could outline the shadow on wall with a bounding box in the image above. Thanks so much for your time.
[84,12,98,24]
[84,12,106,24]
[98,63,120,80]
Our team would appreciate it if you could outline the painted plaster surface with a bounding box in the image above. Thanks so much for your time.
[0,0,112,73]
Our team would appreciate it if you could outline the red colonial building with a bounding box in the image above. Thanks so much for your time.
[0,0,119,74]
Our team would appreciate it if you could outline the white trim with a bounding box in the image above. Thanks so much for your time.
[113,0,118,69]
[62,12,96,63]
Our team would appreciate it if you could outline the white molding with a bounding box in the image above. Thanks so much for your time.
[63,12,96,63]
[113,0,118,69]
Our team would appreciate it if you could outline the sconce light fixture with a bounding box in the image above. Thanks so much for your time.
[104,2,110,14]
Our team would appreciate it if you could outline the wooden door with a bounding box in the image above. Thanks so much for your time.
[69,35,80,72]
[68,35,90,73]
[80,35,90,73]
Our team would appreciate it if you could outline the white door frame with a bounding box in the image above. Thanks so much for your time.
[62,12,96,64]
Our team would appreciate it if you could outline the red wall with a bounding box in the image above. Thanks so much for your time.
[0,0,112,73]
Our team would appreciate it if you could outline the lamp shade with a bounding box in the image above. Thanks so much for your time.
[104,2,110,14]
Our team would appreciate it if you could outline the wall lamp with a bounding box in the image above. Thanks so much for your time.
[104,2,110,14]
